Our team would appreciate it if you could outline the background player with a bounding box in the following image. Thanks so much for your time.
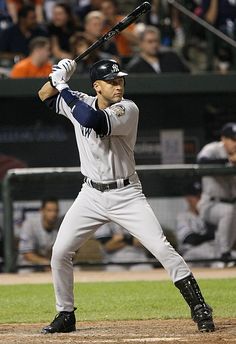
[197,122,236,265]
[38,58,215,334]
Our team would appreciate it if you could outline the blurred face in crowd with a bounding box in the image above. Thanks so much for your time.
[85,15,104,38]
[41,201,59,229]
[100,1,117,19]
[52,5,69,27]
[140,31,160,57]
[33,43,51,64]
[23,10,37,30]
[221,136,236,155]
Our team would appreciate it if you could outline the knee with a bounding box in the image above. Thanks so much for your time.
[51,243,74,269]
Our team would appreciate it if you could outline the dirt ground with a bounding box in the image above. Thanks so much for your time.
[1,267,236,344]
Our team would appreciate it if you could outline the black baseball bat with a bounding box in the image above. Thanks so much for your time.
[74,1,151,63]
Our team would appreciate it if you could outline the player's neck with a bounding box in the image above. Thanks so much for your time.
[96,96,110,110]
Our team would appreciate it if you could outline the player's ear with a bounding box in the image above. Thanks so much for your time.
[93,81,101,93]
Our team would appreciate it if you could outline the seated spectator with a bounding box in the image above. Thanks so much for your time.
[126,26,190,74]
[197,122,236,266]
[18,197,61,271]
[70,32,114,74]
[10,36,52,78]
[95,222,153,271]
[83,10,119,60]
[47,2,78,61]
[0,4,47,66]
[100,0,138,60]
[198,0,236,72]
[6,0,44,24]
[136,0,184,50]
[176,181,216,266]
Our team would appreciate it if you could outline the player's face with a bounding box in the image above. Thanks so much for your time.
[41,202,59,226]
[95,77,125,105]
[222,136,236,154]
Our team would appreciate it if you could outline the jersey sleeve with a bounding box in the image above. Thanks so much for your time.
[104,100,139,136]
[197,143,228,164]
[18,221,36,254]
[56,91,94,119]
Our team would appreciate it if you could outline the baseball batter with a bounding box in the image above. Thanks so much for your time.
[38,58,215,334]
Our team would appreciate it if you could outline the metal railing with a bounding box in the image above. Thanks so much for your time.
[2,164,236,272]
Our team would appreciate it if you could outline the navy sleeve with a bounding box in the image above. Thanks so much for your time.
[197,156,229,164]
[60,88,108,135]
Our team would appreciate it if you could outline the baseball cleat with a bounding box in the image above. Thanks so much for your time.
[191,304,215,332]
[41,310,76,334]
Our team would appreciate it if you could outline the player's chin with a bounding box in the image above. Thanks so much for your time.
[112,95,123,103]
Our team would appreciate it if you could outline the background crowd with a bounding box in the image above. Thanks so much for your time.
[0,0,236,78]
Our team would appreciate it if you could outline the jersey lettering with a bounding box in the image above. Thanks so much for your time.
[80,125,92,138]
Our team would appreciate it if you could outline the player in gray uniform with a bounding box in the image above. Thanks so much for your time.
[38,58,215,334]
[176,181,216,264]
[197,123,236,264]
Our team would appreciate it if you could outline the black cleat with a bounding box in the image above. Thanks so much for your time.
[191,304,215,332]
[41,309,76,334]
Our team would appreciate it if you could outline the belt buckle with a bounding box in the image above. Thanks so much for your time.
[103,183,110,192]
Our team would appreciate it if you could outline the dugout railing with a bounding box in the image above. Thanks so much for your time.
[2,164,236,272]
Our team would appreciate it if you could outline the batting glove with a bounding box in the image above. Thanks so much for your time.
[57,58,77,81]
[49,68,69,91]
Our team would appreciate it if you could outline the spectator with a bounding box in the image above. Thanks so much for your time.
[18,197,61,271]
[10,36,52,78]
[95,222,153,271]
[0,0,12,32]
[197,122,236,266]
[83,10,118,60]
[47,2,78,61]
[74,0,101,23]
[176,181,216,266]
[100,0,138,60]
[136,0,184,49]
[198,0,236,71]
[6,0,44,24]
[126,26,190,73]
[70,32,113,74]
[0,4,47,66]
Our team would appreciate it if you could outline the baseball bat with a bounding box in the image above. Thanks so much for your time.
[74,1,151,63]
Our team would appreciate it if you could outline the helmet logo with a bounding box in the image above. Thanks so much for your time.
[111,64,119,73]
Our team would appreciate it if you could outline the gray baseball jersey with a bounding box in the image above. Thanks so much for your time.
[197,141,236,199]
[18,217,59,264]
[56,92,138,181]
[197,141,236,255]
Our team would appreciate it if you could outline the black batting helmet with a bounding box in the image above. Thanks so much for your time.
[90,59,128,84]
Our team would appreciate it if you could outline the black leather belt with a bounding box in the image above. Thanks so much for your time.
[84,177,130,192]
[210,197,236,204]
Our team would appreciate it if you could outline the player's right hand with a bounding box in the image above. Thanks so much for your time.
[49,69,68,92]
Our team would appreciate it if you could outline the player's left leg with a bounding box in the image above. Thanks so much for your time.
[107,183,215,332]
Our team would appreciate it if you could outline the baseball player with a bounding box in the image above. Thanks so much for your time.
[38,58,215,334]
[197,122,236,265]
[176,181,216,264]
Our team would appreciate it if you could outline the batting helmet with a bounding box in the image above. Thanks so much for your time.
[90,59,128,83]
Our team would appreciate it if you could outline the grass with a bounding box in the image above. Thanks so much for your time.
[0,279,236,323]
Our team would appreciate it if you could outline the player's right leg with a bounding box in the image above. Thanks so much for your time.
[41,184,108,334]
